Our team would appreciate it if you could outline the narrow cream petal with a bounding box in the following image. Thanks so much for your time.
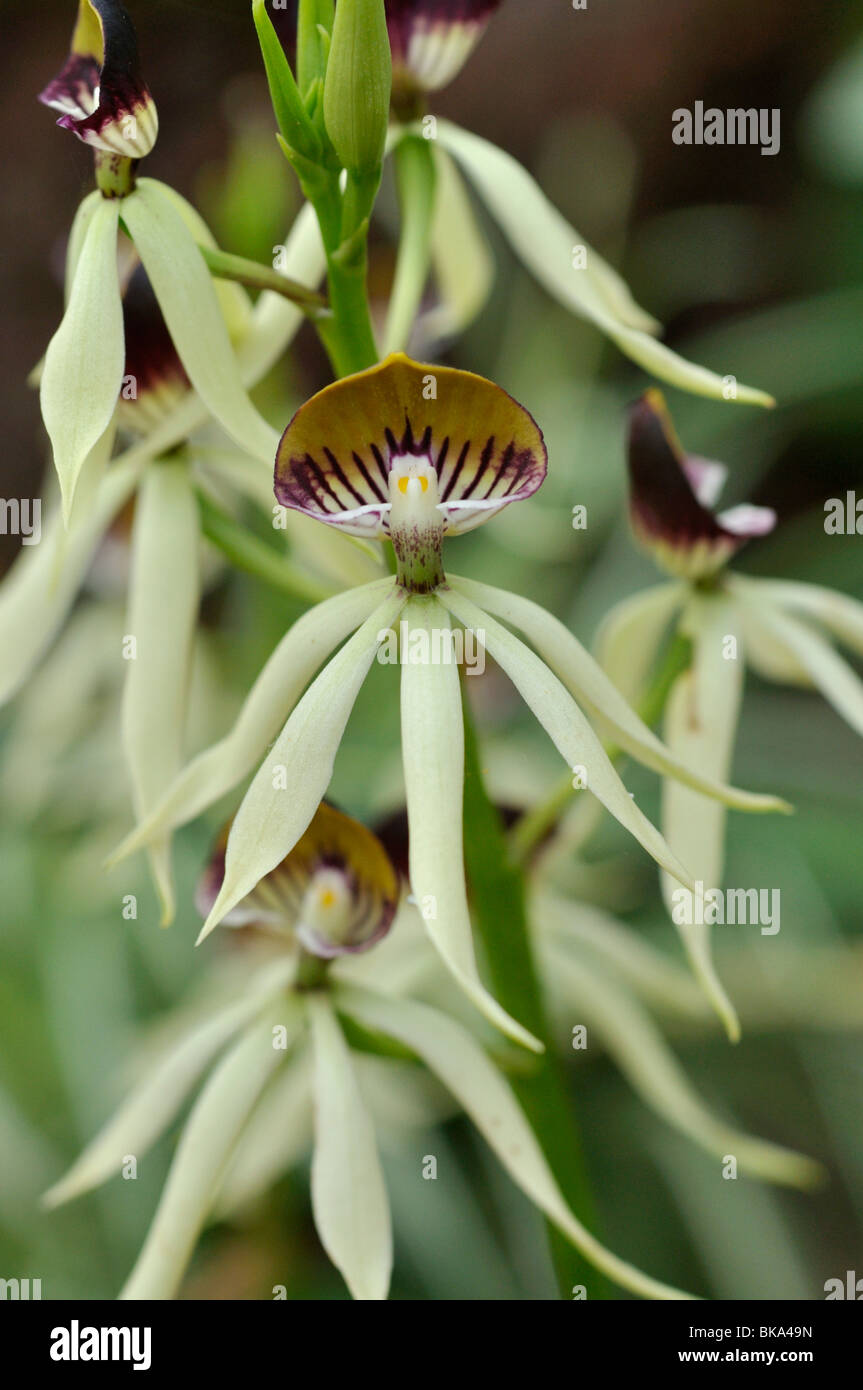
[732,574,863,663]
[40,197,125,522]
[309,997,392,1302]
[400,596,542,1052]
[435,121,773,406]
[43,968,294,1210]
[433,120,658,334]
[214,1047,313,1217]
[147,181,253,342]
[449,575,788,814]
[0,457,141,706]
[198,589,406,941]
[594,582,687,705]
[110,578,397,864]
[64,189,103,304]
[338,986,695,1300]
[532,888,709,1024]
[736,595,863,738]
[420,147,494,346]
[121,461,199,923]
[121,180,279,466]
[540,940,821,1188]
[660,594,744,1041]
[439,587,694,888]
[729,583,813,686]
[237,200,327,383]
[119,1004,300,1300]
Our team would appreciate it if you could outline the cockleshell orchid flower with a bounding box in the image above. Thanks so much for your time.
[37,2,301,525]
[386,0,502,108]
[111,355,785,1050]
[44,802,695,1302]
[39,0,158,163]
[597,389,863,1039]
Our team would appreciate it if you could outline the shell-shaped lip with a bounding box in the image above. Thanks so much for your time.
[628,389,776,575]
[274,352,547,539]
[39,0,158,158]
[387,0,501,92]
[118,260,189,430]
[196,803,400,959]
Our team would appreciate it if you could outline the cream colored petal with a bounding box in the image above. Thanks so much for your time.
[121,180,278,467]
[40,197,125,522]
[198,588,406,941]
[400,596,542,1052]
[739,577,863,659]
[121,460,199,924]
[338,986,695,1300]
[109,578,397,864]
[119,1003,301,1300]
[0,457,141,706]
[439,587,694,888]
[450,574,787,814]
[309,997,392,1302]
[593,582,687,705]
[43,967,295,1210]
[540,939,821,1188]
[435,121,773,406]
[214,1045,313,1217]
[661,594,745,1041]
[736,591,863,738]
[419,148,495,347]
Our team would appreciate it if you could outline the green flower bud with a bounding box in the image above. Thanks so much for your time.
[323,0,392,176]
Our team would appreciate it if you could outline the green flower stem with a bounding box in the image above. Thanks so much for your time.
[198,246,329,317]
[509,631,694,866]
[196,488,335,605]
[295,948,331,990]
[383,134,437,354]
[461,692,607,1300]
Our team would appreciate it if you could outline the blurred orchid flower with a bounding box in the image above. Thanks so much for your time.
[44,803,694,1303]
[374,0,776,402]
[386,0,502,110]
[112,356,783,1048]
[37,1,292,523]
[597,389,863,1038]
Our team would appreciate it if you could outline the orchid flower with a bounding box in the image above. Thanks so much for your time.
[596,390,863,1039]
[37,0,294,523]
[367,2,776,402]
[44,802,695,1302]
[110,355,784,1049]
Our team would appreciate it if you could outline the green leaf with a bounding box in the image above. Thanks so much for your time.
[252,0,321,160]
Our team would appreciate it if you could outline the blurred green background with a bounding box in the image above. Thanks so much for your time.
[1,0,861,1299]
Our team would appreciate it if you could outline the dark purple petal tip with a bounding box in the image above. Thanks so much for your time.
[39,0,158,159]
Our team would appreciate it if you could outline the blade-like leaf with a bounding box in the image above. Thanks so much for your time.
[400,596,542,1052]
[309,997,392,1301]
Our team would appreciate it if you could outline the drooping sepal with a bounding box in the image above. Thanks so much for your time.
[39,1,158,160]
[628,390,776,580]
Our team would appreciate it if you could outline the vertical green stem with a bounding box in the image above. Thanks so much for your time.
[461,692,608,1300]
